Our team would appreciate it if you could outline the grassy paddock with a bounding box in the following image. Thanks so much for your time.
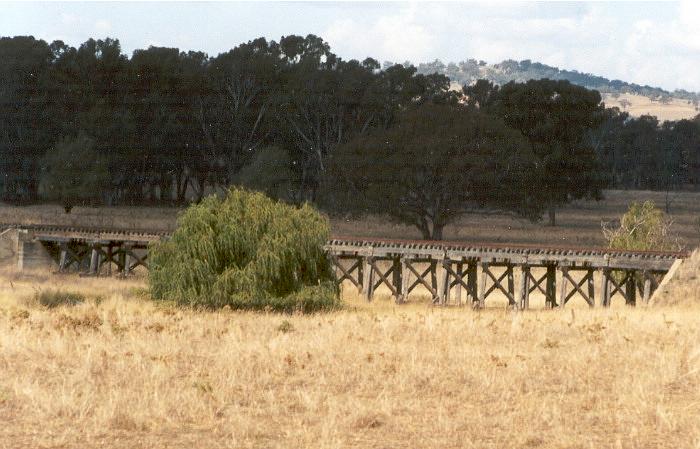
[332,190,700,247]
[0,270,698,448]
[3,189,700,247]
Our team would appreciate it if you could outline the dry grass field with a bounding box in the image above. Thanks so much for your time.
[602,93,699,123]
[3,189,700,248]
[1,190,699,448]
[0,268,699,449]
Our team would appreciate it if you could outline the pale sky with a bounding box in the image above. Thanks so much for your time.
[2,1,700,92]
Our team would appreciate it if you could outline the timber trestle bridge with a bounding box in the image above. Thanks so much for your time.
[4,224,687,309]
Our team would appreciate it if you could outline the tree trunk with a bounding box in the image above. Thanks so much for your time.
[432,223,444,241]
[664,189,673,214]
[548,205,556,227]
[418,216,431,240]
[158,172,173,202]
[176,173,189,205]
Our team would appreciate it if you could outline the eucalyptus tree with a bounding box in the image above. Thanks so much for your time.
[332,103,534,240]
[279,36,455,203]
[51,38,136,204]
[39,134,109,213]
[489,79,606,225]
[0,36,54,201]
[206,38,283,185]
[130,46,209,203]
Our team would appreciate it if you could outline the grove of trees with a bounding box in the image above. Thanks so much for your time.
[0,35,452,207]
[1,34,700,237]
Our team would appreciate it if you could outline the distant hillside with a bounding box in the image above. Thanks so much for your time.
[411,59,700,121]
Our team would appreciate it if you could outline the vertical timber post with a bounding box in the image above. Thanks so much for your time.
[430,259,438,301]
[123,244,133,276]
[106,244,113,276]
[520,266,530,310]
[467,263,478,305]
[438,259,449,305]
[59,244,68,273]
[478,262,488,309]
[117,245,126,275]
[587,269,595,307]
[625,271,636,306]
[455,262,463,306]
[559,266,569,308]
[400,257,409,303]
[392,257,403,304]
[364,257,375,302]
[642,272,652,305]
[545,265,556,308]
[600,269,610,307]
[352,257,361,295]
[16,239,25,271]
[507,265,515,308]
[89,244,100,276]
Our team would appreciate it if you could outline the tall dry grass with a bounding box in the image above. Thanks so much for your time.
[652,249,700,308]
[0,269,698,448]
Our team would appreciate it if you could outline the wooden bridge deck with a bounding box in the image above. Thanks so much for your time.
[4,224,687,309]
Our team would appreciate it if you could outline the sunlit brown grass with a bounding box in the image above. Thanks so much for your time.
[602,93,699,123]
[652,249,700,308]
[0,268,699,448]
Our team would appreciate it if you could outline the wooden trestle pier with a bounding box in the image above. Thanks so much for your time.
[326,237,685,308]
[10,225,167,276]
[6,225,686,309]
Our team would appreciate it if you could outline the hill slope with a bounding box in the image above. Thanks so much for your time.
[414,59,700,121]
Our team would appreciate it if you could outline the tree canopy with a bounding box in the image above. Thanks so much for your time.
[39,134,109,213]
[484,79,607,225]
[331,103,534,239]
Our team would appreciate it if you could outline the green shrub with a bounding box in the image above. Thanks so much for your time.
[603,201,682,251]
[277,320,294,333]
[34,290,85,308]
[149,188,340,312]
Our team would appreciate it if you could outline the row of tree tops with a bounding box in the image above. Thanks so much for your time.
[1,34,699,239]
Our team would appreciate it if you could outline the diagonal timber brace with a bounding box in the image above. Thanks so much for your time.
[403,259,439,301]
[559,267,595,307]
[477,263,515,309]
[440,261,477,306]
[330,255,363,292]
[363,258,401,302]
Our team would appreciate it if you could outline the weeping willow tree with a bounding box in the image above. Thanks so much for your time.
[149,188,339,312]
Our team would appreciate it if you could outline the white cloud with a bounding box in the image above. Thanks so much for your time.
[60,13,78,26]
[94,20,112,33]
[324,2,700,92]
[325,3,438,63]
